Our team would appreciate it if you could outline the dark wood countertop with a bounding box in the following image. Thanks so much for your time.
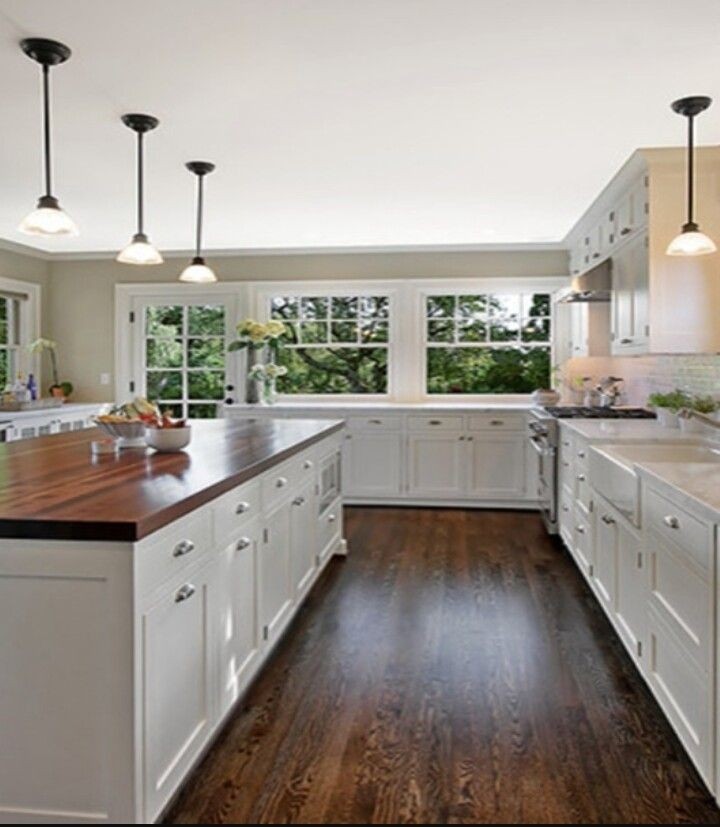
[0,418,344,542]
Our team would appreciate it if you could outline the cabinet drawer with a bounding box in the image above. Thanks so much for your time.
[347,415,402,432]
[468,413,525,431]
[136,509,212,601]
[318,497,342,558]
[644,488,711,568]
[212,478,262,545]
[262,458,300,511]
[407,415,464,432]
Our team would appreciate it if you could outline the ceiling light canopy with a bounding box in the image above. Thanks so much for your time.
[179,161,217,283]
[18,38,78,238]
[666,95,717,257]
[117,113,163,265]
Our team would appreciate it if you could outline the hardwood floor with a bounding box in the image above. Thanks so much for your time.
[166,507,720,824]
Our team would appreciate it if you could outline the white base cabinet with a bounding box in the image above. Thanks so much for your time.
[0,429,346,824]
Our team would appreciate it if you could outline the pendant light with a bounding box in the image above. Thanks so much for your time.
[18,38,78,237]
[179,161,217,283]
[666,95,717,256]
[117,114,163,265]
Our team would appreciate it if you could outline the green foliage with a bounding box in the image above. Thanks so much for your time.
[647,389,692,411]
[277,347,387,394]
[427,347,551,394]
[689,395,718,414]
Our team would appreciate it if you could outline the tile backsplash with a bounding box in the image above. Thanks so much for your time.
[563,355,720,406]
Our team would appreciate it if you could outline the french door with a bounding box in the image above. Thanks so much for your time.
[130,293,238,419]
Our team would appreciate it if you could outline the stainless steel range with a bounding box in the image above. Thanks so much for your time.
[528,406,656,533]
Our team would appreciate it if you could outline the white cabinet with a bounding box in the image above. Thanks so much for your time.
[407,433,465,497]
[290,479,317,598]
[594,506,617,612]
[467,434,526,499]
[343,431,403,497]
[259,499,293,645]
[141,561,214,821]
[217,521,262,718]
[611,232,649,355]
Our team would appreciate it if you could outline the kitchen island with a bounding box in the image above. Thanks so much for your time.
[0,418,345,824]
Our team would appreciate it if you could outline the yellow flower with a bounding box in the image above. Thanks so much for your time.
[266,320,286,338]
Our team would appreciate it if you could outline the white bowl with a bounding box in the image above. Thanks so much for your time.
[145,426,192,452]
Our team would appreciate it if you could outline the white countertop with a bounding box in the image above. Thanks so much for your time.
[227,401,534,412]
[636,462,720,523]
[560,419,707,443]
[0,402,101,422]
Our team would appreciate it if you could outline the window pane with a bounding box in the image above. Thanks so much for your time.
[360,296,389,319]
[458,295,487,319]
[490,319,520,342]
[188,338,224,368]
[427,319,454,343]
[188,403,218,419]
[360,320,389,343]
[458,320,487,342]
[331,297,358,319]
[157,402,184,419]
[0,299,7,346]
[188,371,224,400]
[331,321,358,343]
[488,295,520,319]
[146,338,182,369]
[524,293,551,317]
[301,297,329,319]
[300,321,328,344]
[277,347,387,394]
[0,349,8,388]
[146,305,182,336]
[426,295,455,318]
[271,296,299,319]
[188,305,225,336]
[521,318,551,342]
[427,347,550,394]
[147,371,182,399]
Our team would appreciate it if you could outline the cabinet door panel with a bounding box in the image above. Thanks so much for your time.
[259,500,293,644]
[217,521,261,718]
[290,480,317,597]
[594,509,617,611]
[407,434,465,497]
[143,565,213,821]
[343,432,402,497]
[468,434,526,499]
[615,520,645,662]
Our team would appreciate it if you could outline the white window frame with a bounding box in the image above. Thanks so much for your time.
[252,281,398,403]
[0,276,41,388]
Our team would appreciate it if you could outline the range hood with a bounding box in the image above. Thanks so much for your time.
[560,258,611,303]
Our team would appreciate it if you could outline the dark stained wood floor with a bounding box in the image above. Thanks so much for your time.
[166,508,720,824]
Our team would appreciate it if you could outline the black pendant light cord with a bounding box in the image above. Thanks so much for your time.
[195,174,204,259]
[686,114,695,229]
[42,64,53,198]
[137,131,145,235]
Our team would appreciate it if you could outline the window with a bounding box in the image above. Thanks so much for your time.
[269,294,390,395]
[425,292,552,394]
[0,296,21,389]
[142,303,227,418]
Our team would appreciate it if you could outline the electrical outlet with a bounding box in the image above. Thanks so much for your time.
[100,373,111,386]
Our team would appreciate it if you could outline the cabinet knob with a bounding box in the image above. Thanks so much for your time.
[576,525,586,534]
[577,450,586,459]
[592,253,600,259]
[303,459,314,469]
[173,539,195,557]
[620,226,631,236]
[428,419,442,425]
[490,419,504,426]
[467,436,474,441]
[328,513,336,523]
[276,476,288,488]
[175,583,196,603]
[620,338,633,345]
[601,514,615,525]
[236,501,251,514]
[577,474,586,482]
[368,419,383,425]
[292,496,305,506]
[663,515,680,529]
[236,537,251,551]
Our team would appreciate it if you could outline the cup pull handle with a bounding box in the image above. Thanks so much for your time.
[175,584,196,603]
[173,539,195,557]
[235,501,251,514]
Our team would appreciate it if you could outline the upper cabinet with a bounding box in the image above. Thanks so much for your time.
[564,148,720,355]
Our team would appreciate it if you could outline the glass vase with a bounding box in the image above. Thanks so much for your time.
[245,347,262,405]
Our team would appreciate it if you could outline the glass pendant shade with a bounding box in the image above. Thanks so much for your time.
[116,232,164,265]
[179,256,217,283]
[18,195,78,236]
[666,226,717,256]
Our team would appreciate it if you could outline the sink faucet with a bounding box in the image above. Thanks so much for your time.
[679,409,720,431]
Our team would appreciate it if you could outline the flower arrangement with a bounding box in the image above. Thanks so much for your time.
[248,363,288,404]
[228,319,286,353]
[28,337,73,398]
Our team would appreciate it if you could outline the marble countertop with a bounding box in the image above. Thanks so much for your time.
[560,419,714,443]
[227,401,534,411]
[636,462,720,523]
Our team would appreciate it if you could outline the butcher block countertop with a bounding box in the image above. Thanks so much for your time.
[0,418,343,542]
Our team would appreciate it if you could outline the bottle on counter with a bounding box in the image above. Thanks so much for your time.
[12,373,28,403]
[26,373,37,401]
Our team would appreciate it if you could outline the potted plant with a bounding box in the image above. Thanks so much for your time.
[647,389,692,428]
[28,338,73,400]
[678,394,719,433]
[228,320,286,404]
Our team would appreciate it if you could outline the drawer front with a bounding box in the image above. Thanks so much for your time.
[575,439,590,470]
[136,509,212,598]
[407,414,464,432]
[559,487,574,542]
[261,458,300,511]
[575,468,592,514]
[288,446,319,481]
[347,415,402,432]
[212,478,262,546]
[573,507,593,578]
[644,487,711,569]
[318,497,342,560]
[468,413,525,431]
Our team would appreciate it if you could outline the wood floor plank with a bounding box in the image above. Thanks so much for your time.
[166,507,720,825]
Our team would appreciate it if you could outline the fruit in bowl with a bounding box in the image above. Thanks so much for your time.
[144,412,192,452]
[94,398,165,447]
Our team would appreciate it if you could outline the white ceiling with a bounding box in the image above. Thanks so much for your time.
[1,0,719,256]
